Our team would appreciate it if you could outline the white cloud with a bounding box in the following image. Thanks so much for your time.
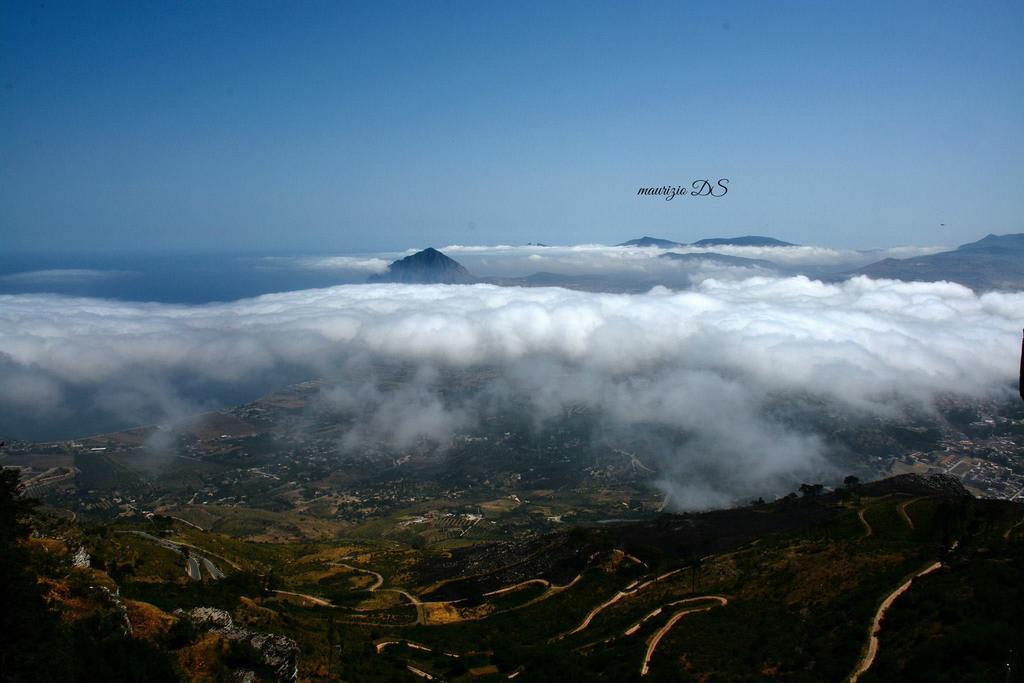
[272,242,953,282]
[2,276,1018,415]
[0,276,1019,508]
[1,269,130,285]
[383,242,951,277]
[261,255,391,273]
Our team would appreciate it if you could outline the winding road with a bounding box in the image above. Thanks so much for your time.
[857,508,873,538]
[846,561,943,683]
[375,639,460,658]
[331,562,384,591]
[558,566,688,639]
[271,589,333,607]
[173,540,242,570]
[273,564,426,624]
[896,497,923,531]
[202,557,225,579]
[186,556,202,581]
[483,578,550,597]
[1003,516,1024,541]
[640,596,728,676]
[118,530,225,581]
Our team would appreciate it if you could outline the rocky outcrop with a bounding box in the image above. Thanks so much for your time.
[180,607,299,682]
[71,545,91,569]
[98,585,133,636]
[368,247,476,284]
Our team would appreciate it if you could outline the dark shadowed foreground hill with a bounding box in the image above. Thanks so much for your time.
[856,233,1024,291]
[368,247,477,284]
[5,466,1023,681]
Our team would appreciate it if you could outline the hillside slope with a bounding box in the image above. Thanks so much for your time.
[856,233,1024,291]
[7,472,1023,682]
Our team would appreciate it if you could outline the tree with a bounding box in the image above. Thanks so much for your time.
[798,483,823,498]
[265,568,281,592]
[0,468,38,545]
[843,475,860,488]
[0,468,68,681]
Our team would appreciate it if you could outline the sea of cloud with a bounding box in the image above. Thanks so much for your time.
[434,242,949,275]
[1,274,1020,507]
[290,242,951,279]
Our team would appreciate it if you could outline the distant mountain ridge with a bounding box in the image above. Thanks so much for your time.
[691,235,796,247]
[617,236,685,248]
[954,232,1024,254]
[368,247,476,284]
[855,233,1024,291]
[618,235,796,248]
[366,234,1024,292]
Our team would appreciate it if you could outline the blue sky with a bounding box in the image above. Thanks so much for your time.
[2,1,1021,253]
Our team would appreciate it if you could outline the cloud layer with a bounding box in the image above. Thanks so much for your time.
[0,269,132,285]
[434,243,951,275]
[281,242,952,280]
[1,275,1020,507]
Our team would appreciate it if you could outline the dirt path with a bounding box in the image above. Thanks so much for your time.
[640,596,728,676]
[420,538,569,596]
[271,589,333,607]
[847,561,943,682]
[509,574,582,612]
[558,567,688,639]
[857,507,873,538]
[624,607,662,636]
[563,591,629,637]
[378,589,426,624]
[168,515,206,531]
[331,562,430,623]
[896,497,924,531]
[483,578,550,597]
[1003,516,1024,541]
[622,551,649,568]
[631,567,686,593]
[406,664,434,680]
[375,639,460,658]
[331,562,384,591]
[328,561,427,624]
[625,595,726,637]
[273,584,426,624]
